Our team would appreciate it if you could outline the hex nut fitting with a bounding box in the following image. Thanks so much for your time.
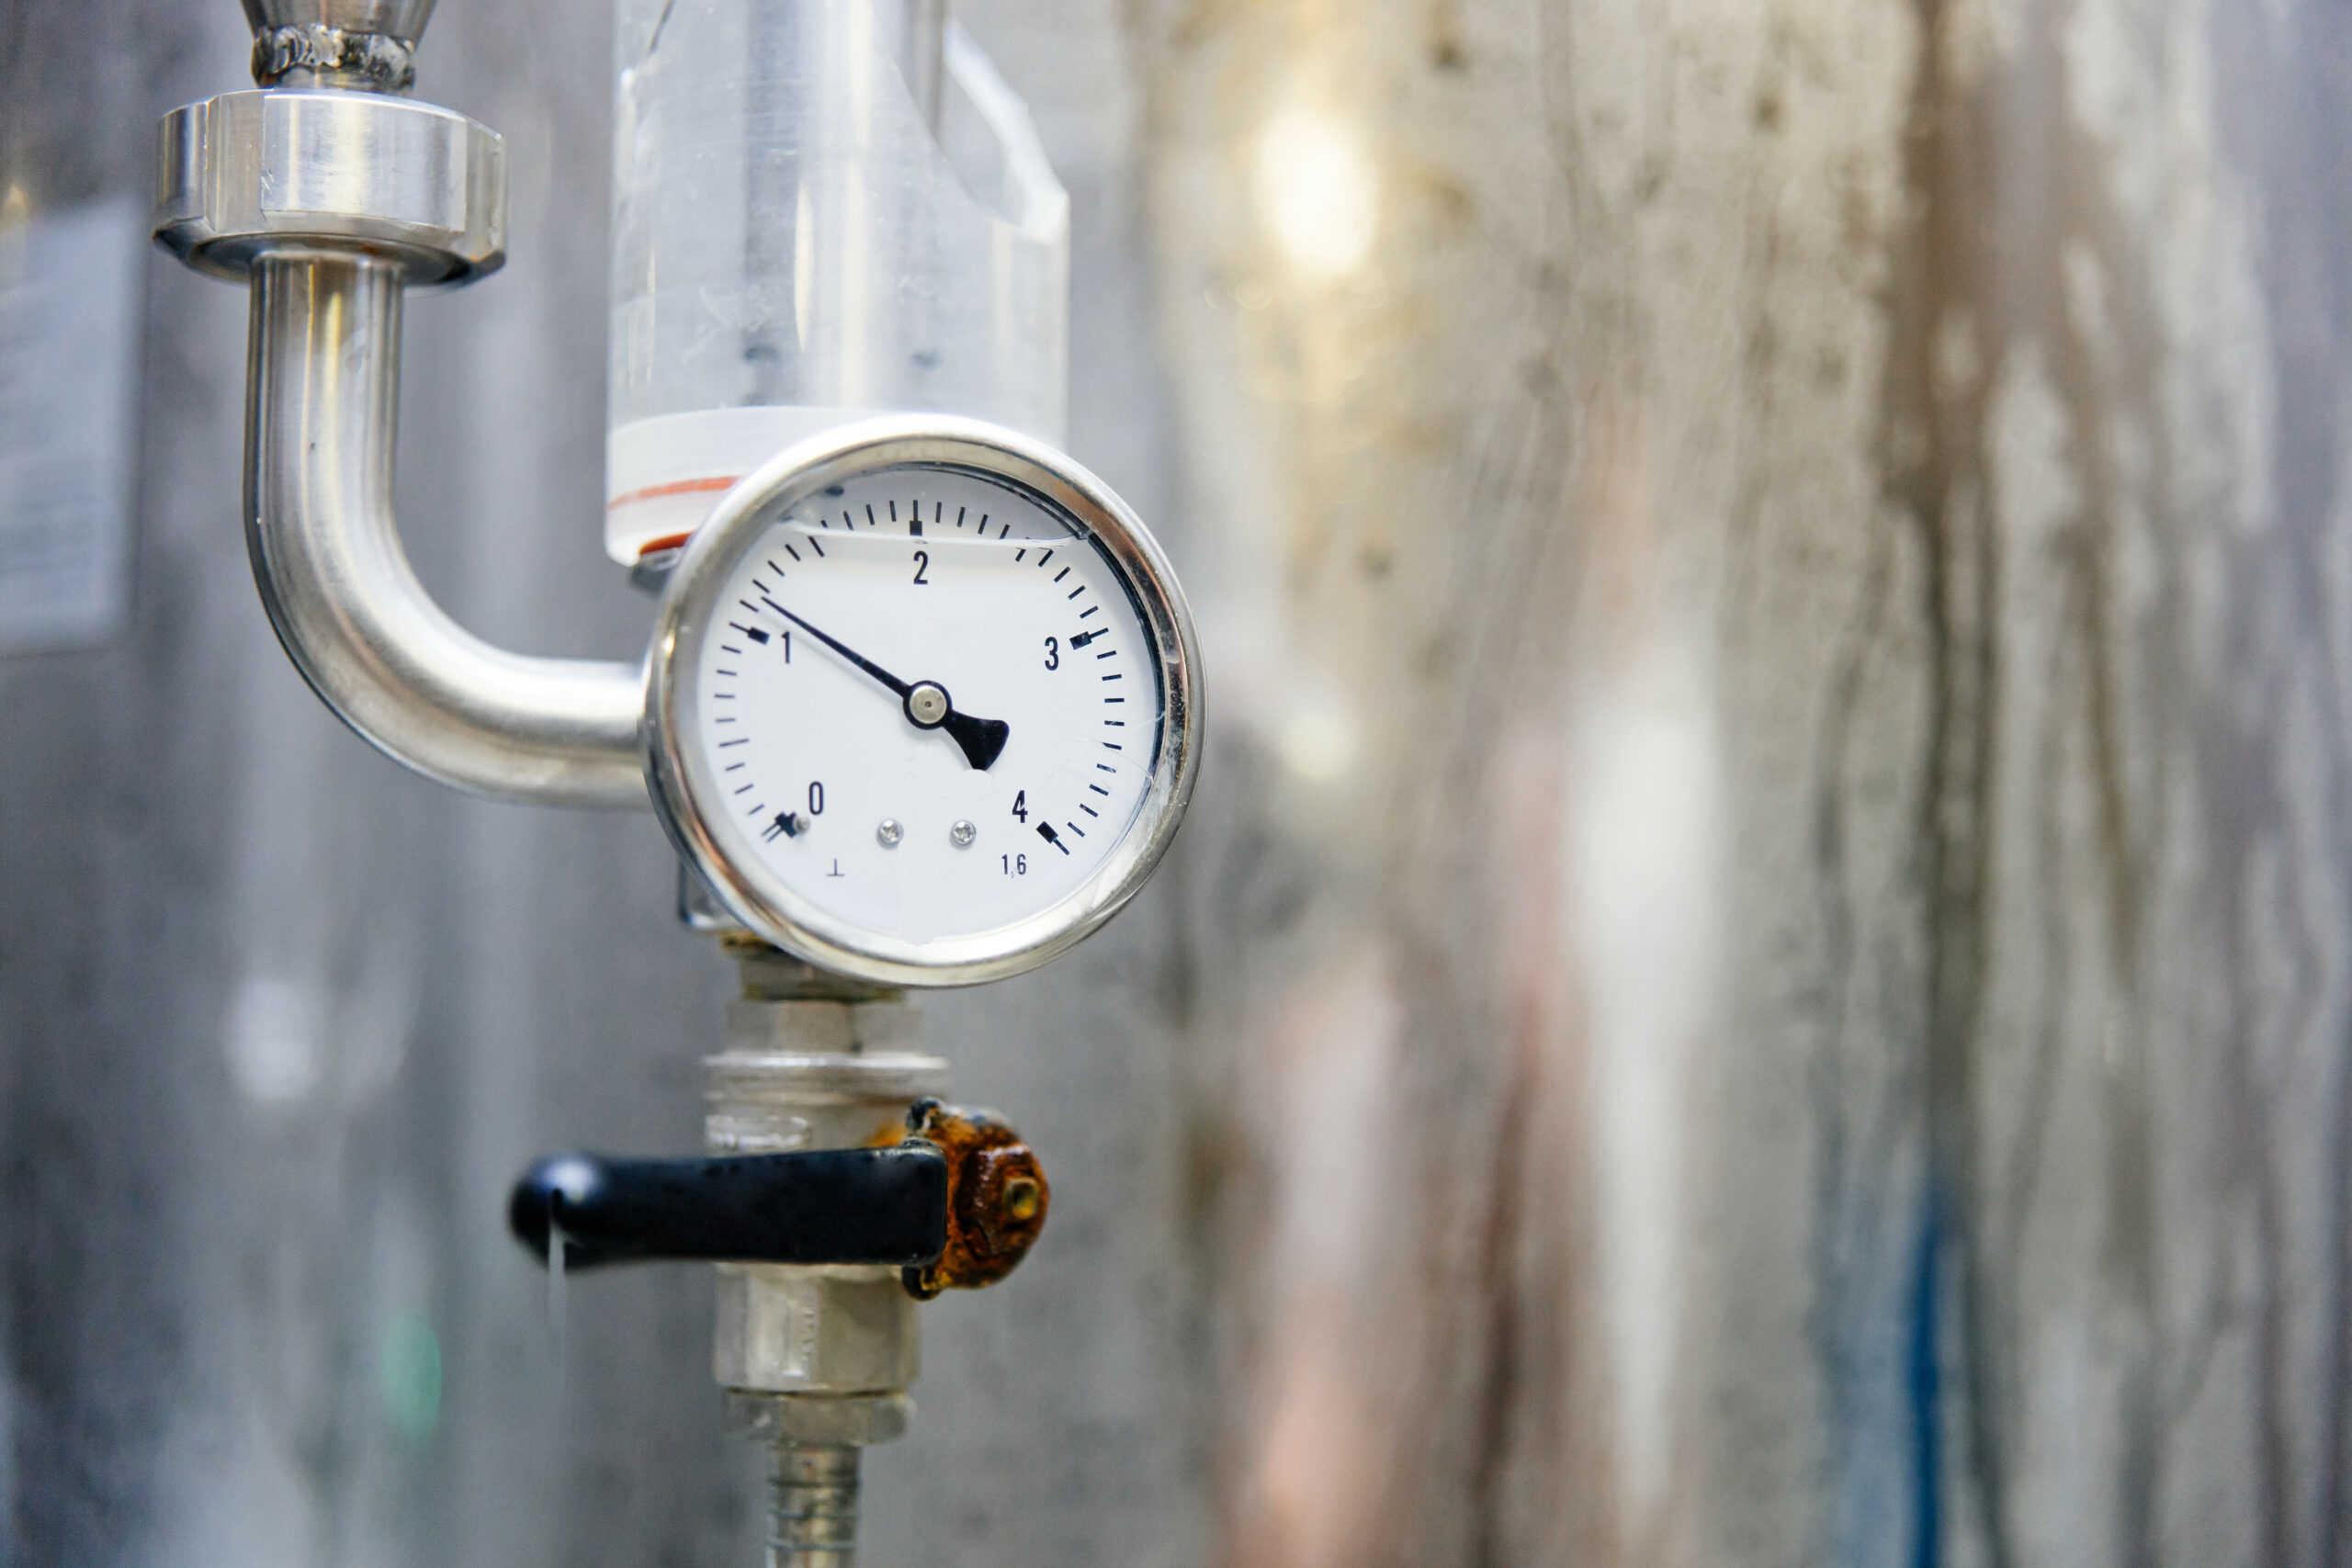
[153,88,504,286]
[721,1390,913,1447]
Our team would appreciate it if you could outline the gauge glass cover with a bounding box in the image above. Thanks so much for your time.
[648,420,1199,986]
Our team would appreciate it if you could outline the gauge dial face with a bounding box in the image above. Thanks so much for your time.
[650,422,1199,986]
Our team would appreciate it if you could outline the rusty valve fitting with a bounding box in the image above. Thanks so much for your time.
[898,1099,1050,1298]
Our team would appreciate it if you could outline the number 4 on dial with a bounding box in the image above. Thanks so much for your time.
[1012,790,1028,822]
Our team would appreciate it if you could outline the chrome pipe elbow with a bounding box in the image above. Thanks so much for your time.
[244,254,647,807]
[156,74,647,809]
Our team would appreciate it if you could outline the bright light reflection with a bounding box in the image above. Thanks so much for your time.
[224,976,324,1106]
[1276,698,1356,783]
[1252,107,1377,285]
[1568,649,1719,1526]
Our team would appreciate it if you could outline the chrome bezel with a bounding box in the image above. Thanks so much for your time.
[645,414,1202,988]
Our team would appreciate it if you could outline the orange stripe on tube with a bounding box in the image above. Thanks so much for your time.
[605,474,743,512]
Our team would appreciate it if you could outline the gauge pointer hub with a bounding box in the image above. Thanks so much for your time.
[760,597,1011,770]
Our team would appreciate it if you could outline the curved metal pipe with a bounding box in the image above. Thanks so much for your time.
[246,253,648,807]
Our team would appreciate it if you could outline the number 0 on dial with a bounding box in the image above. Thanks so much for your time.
[646,416,1203,987]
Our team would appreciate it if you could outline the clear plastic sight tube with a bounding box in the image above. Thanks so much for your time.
[605,0,1069,564]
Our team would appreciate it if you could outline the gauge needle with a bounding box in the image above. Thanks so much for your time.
[760,597,1011,770]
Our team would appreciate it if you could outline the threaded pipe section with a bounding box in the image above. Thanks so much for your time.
[769,1442,860,1568]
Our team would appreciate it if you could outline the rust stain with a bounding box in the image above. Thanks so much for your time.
[889,1099,1051,1298]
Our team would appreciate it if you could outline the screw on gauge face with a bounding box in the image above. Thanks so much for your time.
[950,819,977,848]
[905,682,950,728]
[876,818,904,848]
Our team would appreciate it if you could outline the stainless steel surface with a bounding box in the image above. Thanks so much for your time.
[647,415,1202,987]
[246,253,646,807]
[153,89,506,284]
[766,1442,860,1568]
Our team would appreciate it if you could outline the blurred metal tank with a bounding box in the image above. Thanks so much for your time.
[7,0,2352,1565]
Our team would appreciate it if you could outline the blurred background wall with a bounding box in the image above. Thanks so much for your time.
[7,0,2352,1563]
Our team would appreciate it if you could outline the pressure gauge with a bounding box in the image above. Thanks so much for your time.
[646,417,1202,987]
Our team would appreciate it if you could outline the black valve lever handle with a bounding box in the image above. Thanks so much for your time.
[507,1145,949,1271]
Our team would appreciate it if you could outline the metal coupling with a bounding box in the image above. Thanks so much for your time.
[154,88,504,285]
[708,1009,947,1446]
